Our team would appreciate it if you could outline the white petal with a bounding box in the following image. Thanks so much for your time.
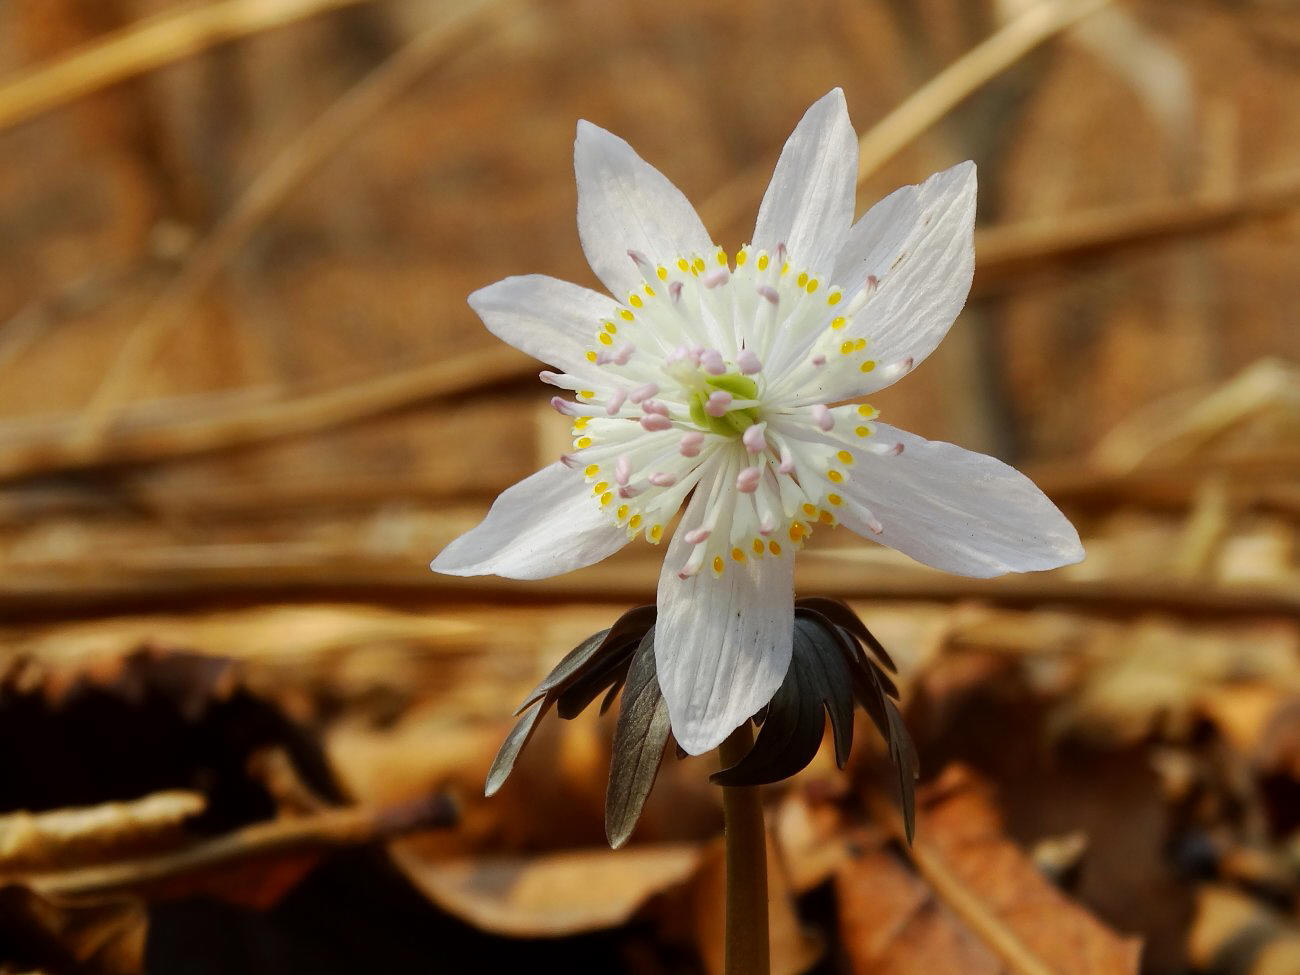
[827,162,976,398]
[752,89,857,276]
[575,121,714,298]
[654,486,794,755]
[431,462,629,580]
[836,423,1083,577]
[468,275,616,376]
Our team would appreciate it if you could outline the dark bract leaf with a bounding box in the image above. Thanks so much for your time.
[485,698,546,798]
[605,631,672,848]
[795,596,897,673]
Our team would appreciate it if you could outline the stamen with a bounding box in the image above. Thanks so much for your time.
[606,388,626,415]
[613,342,635,366]
[550,396,576,415]
[736,466,762,493]
[679,432,704,457]
[684,527,711,544]
[629,382,659,403]
[704,391,732,416]
[642,399,669,416]
[700,348,726,375]
[614,455,631,485]
[702,268,729,289]
[649,472,677,487]
[742,421,767,453]
[669,281,683,303]
[640,414,671,432]
[811,404,834,432]
[778,444,795,474]
[756,285,779,304]
[736,348,762,374]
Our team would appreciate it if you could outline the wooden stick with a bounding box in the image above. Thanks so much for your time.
[0,0,377,132]
[65,0,509,457]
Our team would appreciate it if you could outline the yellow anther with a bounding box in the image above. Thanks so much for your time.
[796,271,808,288]
[604,321,618,334]
[831,316,847,330]
[789,523,806,542]
[619,309,635,321]
[598,332,613,346]
[859,360,876,373]
[649,523,663,542]
[616,504,629,520]
[735,248,748,267]
[573,416,589,430]
[644,284,655,296]
[629,514,642,530]
[731,547,746,562]
[575,436,593,449]
[585,350,598,362]
[819,509,835,524]
[840,341,854,356]
[806,278,819,293]
[715,248,728,266]
[600,491,613,506]
[769,540,782,556]
[827,290,842,306]
[692,257,706,272]
[856,404,875,416]
[854,338,867,351]
[827,469,844,483]
[836,450,854,464]
[583,464,599,478]
[593,481,609,494]
[855,425,871,438]
[757,253,770,271]
[628,294,642,308]
[677,258,691,272]
[657,266,668,280]
[752,538,765,555]
[827,493,843,506]
[578,390,595,399]
[712,556,725,574]
[802,503,818,517]
[780,261,790,276]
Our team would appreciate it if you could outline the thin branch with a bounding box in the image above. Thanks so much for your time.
[20,792,456,900]
[0,0,378,132]
[863,788,1060,975]
[64,0,510,458]
[699,0,1112,235]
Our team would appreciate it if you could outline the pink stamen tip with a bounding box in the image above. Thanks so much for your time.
[866,274,879,291]
[702,268,729,289]
[736,466,762,494]
[776,242,787,263]
[618,485,640,499]
[779,446,795,474]
[684,527,711,544]
[890,442,904,456]
[642,399,669,416]
[640,414,672,432]
[742,423,767,453]
[606,388,627,415]
[867,517,884,535]
[701,349,726,375]
[669,281,683,303]
[736,349,762,374]
[629,382,659,404]
[627,249,651,271]
[550,396,575,415]
[648,472,677,487]
[539,370,562,386]
[614,455,631,485]
[810,354,826,367]
[757,285,779,305]
[759,518,777,535]
[559,454,578,468]
[704,391,732,417]
[595,349,613,366]
[613,343,635,366]
[679,432,704,457]
[812,404,834,432]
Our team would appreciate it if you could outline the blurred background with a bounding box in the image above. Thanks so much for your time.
[0,0,1298,972]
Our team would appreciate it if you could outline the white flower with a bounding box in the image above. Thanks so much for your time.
[432,89,1084,755]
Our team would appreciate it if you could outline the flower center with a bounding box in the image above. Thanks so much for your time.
[546,245,902,579]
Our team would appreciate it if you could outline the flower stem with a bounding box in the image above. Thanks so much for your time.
[719,721,769,975]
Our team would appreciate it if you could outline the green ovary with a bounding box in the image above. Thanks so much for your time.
[687,372,761,438]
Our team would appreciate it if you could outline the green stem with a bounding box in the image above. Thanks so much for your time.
[718,722,769,975]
